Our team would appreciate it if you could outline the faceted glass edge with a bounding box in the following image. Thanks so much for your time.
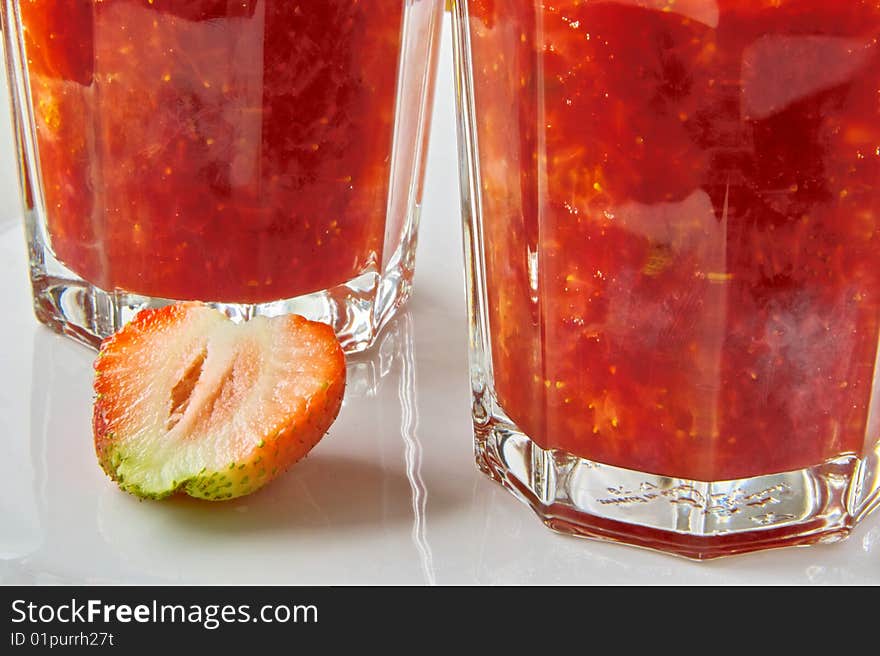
[475,393,880,559]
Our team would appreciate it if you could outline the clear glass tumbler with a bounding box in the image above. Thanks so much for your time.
[2,0,443,352]
[453,0,880,558]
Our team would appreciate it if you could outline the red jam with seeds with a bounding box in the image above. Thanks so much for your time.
[21,0,404,302]
[469,0,880,480]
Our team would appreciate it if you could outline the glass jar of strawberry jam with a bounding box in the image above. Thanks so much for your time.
[1,0,443,352]
[454,0,880,557]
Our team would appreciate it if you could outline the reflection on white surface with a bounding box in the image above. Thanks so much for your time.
[864,525,880,553]
[397,313,437,585]
[2,329,103,584]
[0,335,40,562]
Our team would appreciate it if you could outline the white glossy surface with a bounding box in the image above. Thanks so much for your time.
[1,19,878,585]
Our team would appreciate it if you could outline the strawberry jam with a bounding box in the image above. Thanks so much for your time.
[468,1,880,480]
[20,0,404,302]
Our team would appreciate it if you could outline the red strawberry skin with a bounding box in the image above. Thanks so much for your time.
[93,304,346,500]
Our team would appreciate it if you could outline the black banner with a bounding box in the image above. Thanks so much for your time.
[1,583,836,650]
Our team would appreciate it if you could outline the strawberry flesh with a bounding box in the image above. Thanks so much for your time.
[93,303,345,500]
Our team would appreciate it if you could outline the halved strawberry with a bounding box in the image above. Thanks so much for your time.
[93,303,345,500]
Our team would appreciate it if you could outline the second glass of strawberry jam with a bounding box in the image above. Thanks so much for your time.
[454,0,880,558]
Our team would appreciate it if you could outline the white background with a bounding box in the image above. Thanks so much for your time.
[0,14,878,584]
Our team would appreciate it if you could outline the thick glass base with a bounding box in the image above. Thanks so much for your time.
[474,398,880,560]
[25,208,419,354]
